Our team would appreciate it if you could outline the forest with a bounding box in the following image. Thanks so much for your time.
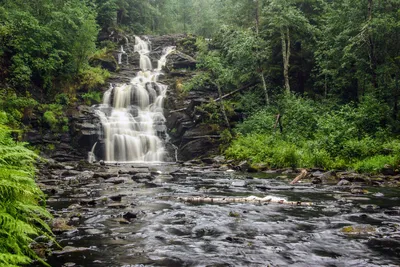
[0,0,400,266]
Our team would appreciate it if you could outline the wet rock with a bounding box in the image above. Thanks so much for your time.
[351,188,366,194]
[107,177,129,184]
[213,155,226,163]
[109,194,125,202]
[93,172,115,179]
[68,204,82,210]
[231,180,247,187]
[132,172,152,180]
[166,50,196,70]
[80,199,97,206]
[249,163,269,172]
[311,177,322,184]
[321,171,337,180]
[171,172,187,178]
[360,204,380,211]
[228,211,240,217]
[90,54,118,72]
[225,236,245,244]
[62,263,76,267]
[53,246,93,255]
[123,212,138,221]
[382,166,396,176]
[311,170,324,177]
[62,170,81,177]
[337,179,351,186]
[338,172,368,183]
[237,161,249,172]
[85,229,104,235]
[52,218,75,233]
[282,169,294,174]
[341,225,377,235]
[99,160,105,166]
[77,171,95,181]
[384,210,400,216]
[114,218,130,224]
[107,203,128,209]
[128,167,150,174]
[179,137,220,161]
[219,165,230,171]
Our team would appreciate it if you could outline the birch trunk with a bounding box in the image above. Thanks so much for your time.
[281,27,291,93]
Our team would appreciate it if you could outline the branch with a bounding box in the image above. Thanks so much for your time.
[290,169,308,185]
[214,82,257,102]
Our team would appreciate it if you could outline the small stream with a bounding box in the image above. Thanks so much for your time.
[34,163,400,267]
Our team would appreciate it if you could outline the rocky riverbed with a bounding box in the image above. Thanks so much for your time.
[31,160,400,267]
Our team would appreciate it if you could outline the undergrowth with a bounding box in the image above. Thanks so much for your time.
[225,93,400,173]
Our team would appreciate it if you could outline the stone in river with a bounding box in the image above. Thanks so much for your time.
[231,180,247,187]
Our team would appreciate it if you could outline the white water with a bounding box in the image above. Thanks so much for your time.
[118,45,128,65]
[89,36,175,163]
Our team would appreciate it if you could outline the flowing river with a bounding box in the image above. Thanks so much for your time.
[34,163,400,267]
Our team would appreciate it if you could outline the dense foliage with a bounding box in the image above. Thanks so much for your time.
[172,0,400,172]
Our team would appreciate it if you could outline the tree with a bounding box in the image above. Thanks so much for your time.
[263,0,314,93]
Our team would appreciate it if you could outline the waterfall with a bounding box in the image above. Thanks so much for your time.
[90,36,175,163]
[118,45,128,65]
[157,46,176,71]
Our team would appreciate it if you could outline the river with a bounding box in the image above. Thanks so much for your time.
[33,162,400,267]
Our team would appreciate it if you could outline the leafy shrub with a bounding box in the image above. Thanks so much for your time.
[55,93,70,106]
[183,72,212,92]
[236,108,277,135]
[353,155,397,174]
[79,66,110,90]
[41,104,69,132]
[0,91,38,127]
[82,91,102,106]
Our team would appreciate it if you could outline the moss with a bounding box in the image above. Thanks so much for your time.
[43,111,57,130]
[341,225,376,235]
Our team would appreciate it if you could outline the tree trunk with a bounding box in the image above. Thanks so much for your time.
[260,72,269,105]
[254,0,269,105]
[281,27,291,93]
[367,0,378,88]
[254,0,260,34]
[216,83,231,129]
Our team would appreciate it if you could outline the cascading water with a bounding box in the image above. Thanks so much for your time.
[89,36,175,163]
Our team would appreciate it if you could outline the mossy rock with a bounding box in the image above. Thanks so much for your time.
[89,54,118,72]
[341,225,376,235]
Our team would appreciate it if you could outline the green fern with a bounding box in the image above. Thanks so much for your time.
[0,123,53,266]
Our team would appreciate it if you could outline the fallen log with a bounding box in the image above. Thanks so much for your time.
[167,195,313,206]
[169,108,186,114]
[290,169,308,185]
